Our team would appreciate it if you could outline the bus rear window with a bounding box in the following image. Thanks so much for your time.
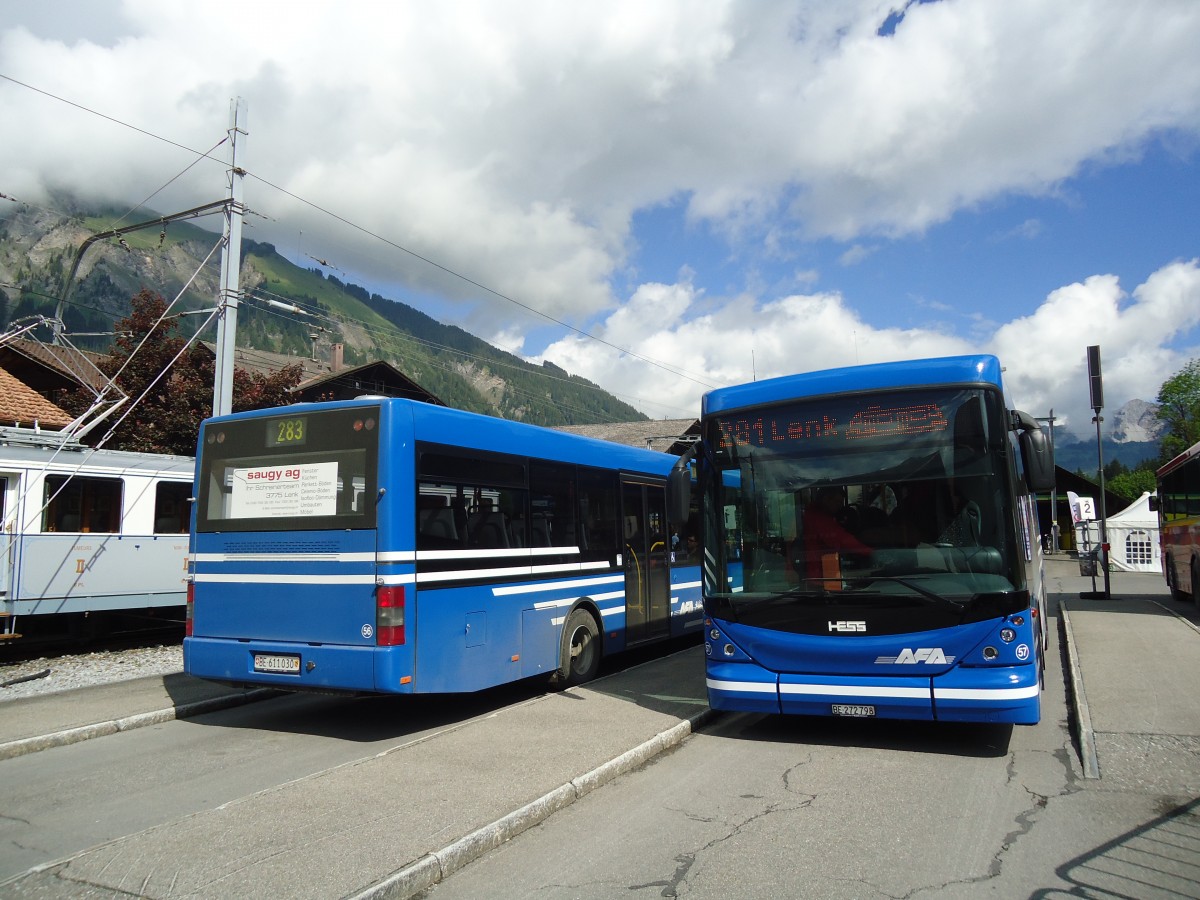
[196,407,379,532]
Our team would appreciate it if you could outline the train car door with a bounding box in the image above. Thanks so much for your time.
[621,478,671,644]
[0,474,13,602]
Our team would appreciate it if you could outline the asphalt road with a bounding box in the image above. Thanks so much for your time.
[1,559,1196,898]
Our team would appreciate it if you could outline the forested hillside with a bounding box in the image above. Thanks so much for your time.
[0,202,648,426]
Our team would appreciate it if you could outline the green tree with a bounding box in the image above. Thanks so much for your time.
[62,290,303,455]
[1156,359,1200,460]
[1108,468,1157,500]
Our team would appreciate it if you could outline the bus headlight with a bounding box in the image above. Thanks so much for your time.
[999,628,1016,643]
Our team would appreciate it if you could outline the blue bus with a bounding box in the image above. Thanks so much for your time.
[183,398,703,694]
[670,355,1054,724]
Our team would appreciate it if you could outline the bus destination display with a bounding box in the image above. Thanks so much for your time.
[717,401,948,450]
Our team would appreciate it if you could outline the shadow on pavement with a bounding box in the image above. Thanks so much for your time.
[1033,796,1200,899]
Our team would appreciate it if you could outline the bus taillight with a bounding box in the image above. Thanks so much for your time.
[376,585,405,646]
[185,580,195,637]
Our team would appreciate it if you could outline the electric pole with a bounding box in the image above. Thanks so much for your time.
[212,97,247,417]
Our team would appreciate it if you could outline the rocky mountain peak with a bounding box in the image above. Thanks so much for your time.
[1108,399,1163,443]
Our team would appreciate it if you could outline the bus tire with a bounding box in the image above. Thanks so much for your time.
[1192,559,1200,607]
[1168,556,1189,602]
[553,608,601,688]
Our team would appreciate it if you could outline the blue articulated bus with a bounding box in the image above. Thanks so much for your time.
[184,398,703,694]
[670,355,1055,724]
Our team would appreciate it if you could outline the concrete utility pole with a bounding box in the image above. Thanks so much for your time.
[212,97,247,417]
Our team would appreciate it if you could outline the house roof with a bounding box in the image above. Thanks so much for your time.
[198,343,444,405]
[0,366,74,428]
[0,338,109,393]
[198,342,332,382]
[293,360,445,405]
[552,419,699,455]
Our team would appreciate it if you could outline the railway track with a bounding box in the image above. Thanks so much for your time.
[0,615,184,700]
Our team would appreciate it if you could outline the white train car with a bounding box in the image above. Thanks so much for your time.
[0,427,194,640]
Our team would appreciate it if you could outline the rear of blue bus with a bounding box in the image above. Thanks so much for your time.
[699,357,1045,725]
[184,400,411,694]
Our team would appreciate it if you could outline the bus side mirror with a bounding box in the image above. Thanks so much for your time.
[667,461,692,525]
[1014,410,1055,492]
[1148,494,1159,512]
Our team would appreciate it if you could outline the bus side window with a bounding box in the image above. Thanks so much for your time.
[577,468,619,565]
[529,461,578,549]
[417,487,461,549]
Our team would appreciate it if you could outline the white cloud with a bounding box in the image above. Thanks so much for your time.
[537,260,1200,433]
[990,259,1200,432]
[838,244,876,266]
[2,0,1198,337]
[2,1,1199,431]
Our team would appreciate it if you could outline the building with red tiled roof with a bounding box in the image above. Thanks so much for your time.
[0,366,74,429]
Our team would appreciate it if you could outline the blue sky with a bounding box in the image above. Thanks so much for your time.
[2,1,1199,435]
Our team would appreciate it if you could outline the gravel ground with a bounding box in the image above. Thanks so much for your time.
[0,644,184,702]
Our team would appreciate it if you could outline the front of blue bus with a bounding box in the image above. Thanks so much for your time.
[699,358,1044,725]
[184,399,409,694]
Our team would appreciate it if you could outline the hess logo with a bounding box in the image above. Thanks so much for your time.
[828,620,867,632]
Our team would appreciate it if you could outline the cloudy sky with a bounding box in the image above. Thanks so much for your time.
[2,1,1199,437]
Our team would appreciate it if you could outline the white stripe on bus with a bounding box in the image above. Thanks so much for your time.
[707,680,1039,703]
[193,552,377,563]
[492,574,623,596]
[194,573,377,585]
[417,546,580,561]
[934,685,1040,701]
[532,590,625,611]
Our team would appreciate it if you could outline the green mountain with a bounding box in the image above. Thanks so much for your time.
[0,200,647,426]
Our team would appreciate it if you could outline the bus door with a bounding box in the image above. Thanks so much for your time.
[622,479,670,644]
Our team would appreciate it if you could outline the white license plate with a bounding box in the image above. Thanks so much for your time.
[831,704,875,717]
[254,653,301,674]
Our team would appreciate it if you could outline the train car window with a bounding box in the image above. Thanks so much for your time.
[43,475,123,533]
[154,481,192,534]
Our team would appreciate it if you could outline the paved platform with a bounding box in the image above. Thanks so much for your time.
[1,556,1197,898]
[1049,557,1200,790]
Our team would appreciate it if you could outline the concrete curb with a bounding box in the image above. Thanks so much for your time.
[349,707,718,900]
[0,688,278,761]
[1058,601,1100,780]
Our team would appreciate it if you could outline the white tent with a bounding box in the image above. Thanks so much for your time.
[1074,491,1161,573]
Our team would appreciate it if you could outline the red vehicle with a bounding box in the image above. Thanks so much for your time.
[1155,439,1200,603]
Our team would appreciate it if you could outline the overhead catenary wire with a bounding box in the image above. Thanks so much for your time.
[3,73,718,409]
[103,132,229,233]
[250,170,720,390]
[238,291,696,420]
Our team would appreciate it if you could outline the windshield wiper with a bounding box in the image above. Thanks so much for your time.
[848,575,966,613]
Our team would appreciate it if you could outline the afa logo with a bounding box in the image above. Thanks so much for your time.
[875,647,956,665]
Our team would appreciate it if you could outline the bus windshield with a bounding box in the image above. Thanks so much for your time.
[196,406,380,532]
[704,386,1025,630]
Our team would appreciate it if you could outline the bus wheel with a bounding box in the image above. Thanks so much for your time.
[554,608,601,688]
[1166,557,1187,602]
[1192,560,1200,607]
